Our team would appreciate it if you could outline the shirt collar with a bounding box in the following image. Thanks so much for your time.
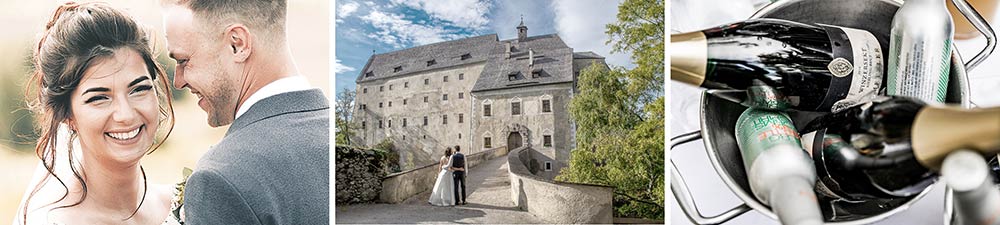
[235,75,313,120]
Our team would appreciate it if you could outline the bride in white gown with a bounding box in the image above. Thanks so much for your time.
[429,147,455,206]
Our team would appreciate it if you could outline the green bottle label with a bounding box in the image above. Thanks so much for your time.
[735,109,802,168]
[744,85,791,110]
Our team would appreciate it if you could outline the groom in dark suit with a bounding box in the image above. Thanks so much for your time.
[163,0,329,224]
[451,145,467,205]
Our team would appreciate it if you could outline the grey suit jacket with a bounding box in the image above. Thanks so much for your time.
[184,89,330,225]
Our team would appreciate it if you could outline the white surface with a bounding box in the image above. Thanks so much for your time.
[668,0,1000,224]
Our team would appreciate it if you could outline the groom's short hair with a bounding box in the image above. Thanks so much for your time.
[454,145,460,152]
[168,0,287,43]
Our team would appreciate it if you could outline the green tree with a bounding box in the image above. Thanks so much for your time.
[557,0,664,219]
[335,88,357,146]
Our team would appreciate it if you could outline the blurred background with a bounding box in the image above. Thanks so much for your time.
[0,0,329,222]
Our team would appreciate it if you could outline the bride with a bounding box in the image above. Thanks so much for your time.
[14,2,178,225]
[428,147,455,206]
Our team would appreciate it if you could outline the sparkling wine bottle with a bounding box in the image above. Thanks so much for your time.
[735,108,823,225]
[671,18,884,112]
[886,0,954,103]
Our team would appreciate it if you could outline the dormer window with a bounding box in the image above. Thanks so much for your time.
[532,69,543,78]
[427,60,437,66]
[508,71,520,81]
[365,71,374,77]
[461,53,471,60]
[393,66,403,73]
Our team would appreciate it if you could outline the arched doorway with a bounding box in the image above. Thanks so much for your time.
[507,132,523,149]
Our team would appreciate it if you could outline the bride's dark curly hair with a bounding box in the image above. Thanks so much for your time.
[20,1,174,223]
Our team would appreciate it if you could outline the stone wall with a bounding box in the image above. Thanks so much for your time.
[380,146,510,203]
[354,63,487,170]
[508,146,614,223]
[471,82,575,179]
[335,146,388,204]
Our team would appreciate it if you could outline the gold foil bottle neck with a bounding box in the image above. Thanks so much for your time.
[912,106,1000,171]
[671,31,707,86]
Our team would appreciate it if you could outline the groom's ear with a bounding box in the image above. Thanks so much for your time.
[224,24,252,63]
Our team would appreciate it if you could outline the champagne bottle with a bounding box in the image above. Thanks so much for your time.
[672,18,884,112]
[735,108,823,225]
[887,0,954,103]
[804,96,1000,171]
[943,150,1000,225]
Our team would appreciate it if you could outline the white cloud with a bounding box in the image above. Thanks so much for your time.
[360,10,458,48]
[390,0,491,30]
[338,2,360,19]
[552,0,634,68]
[335,59,357,73]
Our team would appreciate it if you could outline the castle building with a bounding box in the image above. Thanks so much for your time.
[353,19,606,178]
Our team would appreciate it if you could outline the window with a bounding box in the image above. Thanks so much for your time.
[459,133,462,139]
[363,88,368,93]
[402,135,405,140]
[365,71,374,77]
[427,60,437,66]
[532,69,542,78]
[424,78,429,85]
[423,116,428,126]
[443,115,448,124]
[458,113,464,123]
[443,94,449,101]
[389,84,393,90]
[484,137,492,148]
[545,162,552,171]
[423,96,429,103]
[511,102,521,115]
[459,73,464,80]
[380,86,384,92]
[403,118,407,127]
[379,102,383,108]
[458,92,464,99]
[362,121,366,129]
[360,104,366,110]
[483,104,492,117]
[508,72,519,81]
[543,135,552,147]
[388,101,392,107]
[403,99,408,105]
[388,119,392,128]
[444,75,449,82]
[461,53,471,60]
[378,120,383,128]
[542,99,551,113]
[393,66,403,73]
[404,82,409,88]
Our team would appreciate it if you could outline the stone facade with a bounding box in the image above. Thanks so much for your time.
[335,146,387,204]
[354,20,606,173]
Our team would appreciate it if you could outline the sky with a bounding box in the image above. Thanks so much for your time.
[333,0,632,93]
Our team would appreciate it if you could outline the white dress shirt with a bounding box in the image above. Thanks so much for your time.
[235,75,313,120]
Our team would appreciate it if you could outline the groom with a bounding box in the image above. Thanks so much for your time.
[451,145,467,205]
[163,0,329,224]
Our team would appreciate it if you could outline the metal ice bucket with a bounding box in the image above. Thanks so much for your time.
[671,0,996,224]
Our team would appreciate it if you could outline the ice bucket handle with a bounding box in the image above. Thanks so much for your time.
[952,0,996,71]
[671,131,751,225]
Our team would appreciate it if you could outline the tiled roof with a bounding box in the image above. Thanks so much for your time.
[355,34,498,83]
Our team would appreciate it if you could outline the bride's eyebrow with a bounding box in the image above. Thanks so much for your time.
[128,76,150,87]
[82,87,110,95]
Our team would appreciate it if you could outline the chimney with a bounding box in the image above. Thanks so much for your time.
[505,42,511,59]
[528,48,534,67]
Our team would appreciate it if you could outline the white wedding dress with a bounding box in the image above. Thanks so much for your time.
[428,156,455,206]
